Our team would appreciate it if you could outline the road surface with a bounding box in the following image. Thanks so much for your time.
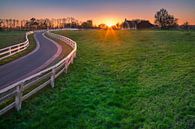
[0,31,62,90]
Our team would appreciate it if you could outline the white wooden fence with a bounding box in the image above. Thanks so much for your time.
[0,31,77,115]
[0,31,34,61]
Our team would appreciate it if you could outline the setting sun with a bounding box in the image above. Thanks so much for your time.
[103,18,118,27]
[106,22,115,27]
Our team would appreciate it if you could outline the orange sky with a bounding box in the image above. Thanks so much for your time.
[1,0,195,25]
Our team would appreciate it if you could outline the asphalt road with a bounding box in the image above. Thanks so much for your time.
[0,31,62,90]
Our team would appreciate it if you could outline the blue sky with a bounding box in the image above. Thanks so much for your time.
[1,0,195,25]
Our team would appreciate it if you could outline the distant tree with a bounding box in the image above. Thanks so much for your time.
[26,18,39,30]
[98,24,107,29]
[64,23,72,28]
[81,20,93,28]
[5,19,9,29]
[71,22,79,28]
[0,19,2,30]
[155,8,178,29]
[182,22,190,30]
[11,19,15,29]
[116,23,122,29]
[40,21,46,29]
[8,19,12,29]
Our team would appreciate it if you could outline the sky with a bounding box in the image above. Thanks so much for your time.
[0,0,195,25]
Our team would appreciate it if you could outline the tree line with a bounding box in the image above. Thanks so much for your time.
[0,18,94,31]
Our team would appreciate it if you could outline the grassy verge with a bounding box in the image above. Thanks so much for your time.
[0,30,194,129]
[0,34,36,65]
[0,31,26,49]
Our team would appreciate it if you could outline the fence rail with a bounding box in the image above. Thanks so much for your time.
[0,30,77,115]
[0,31,34,61]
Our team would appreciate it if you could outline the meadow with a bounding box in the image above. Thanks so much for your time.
[0,31,26,49]
[0,30,194,129]
[0,31,36,65]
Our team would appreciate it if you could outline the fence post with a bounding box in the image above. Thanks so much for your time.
[71,55,74,64]
[18,44,21,51]
[64,63,68,73]
[50,68,55,88]
[9,47,12,54]
[15,83,23,111]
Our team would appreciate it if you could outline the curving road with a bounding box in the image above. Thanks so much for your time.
[0,31,62,90]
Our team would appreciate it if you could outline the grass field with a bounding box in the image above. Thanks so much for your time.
[0,31,26,49]
[0,31,36,65]
[0,30,194,129]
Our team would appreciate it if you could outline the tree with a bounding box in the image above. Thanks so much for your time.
[26,18,39,30]
[0,19,3,31]
[8,19,12,29]
[99,24,107,29]
[155,8,178,29]
[182,22,190,30]
[81,20,93,28]
[116,23,122,29]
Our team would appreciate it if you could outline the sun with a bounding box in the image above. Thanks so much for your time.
[106,22,115,27]
[104,18,117,27]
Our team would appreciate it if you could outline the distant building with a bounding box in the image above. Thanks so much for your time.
[123,19,154,29]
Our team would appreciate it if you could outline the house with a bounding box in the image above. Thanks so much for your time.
[123,19,154,29]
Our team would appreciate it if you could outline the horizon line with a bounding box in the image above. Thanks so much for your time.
[1,17,194,26]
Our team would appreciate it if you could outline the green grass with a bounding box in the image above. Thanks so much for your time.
[0,31,26,49]
[0,32,36,65]
[0,30,194,129]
